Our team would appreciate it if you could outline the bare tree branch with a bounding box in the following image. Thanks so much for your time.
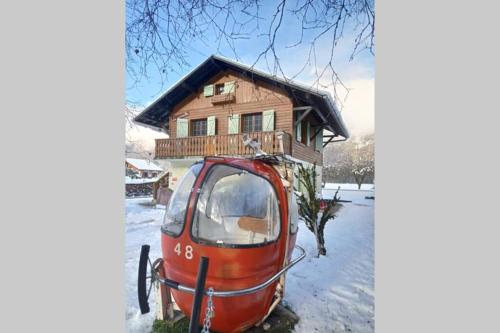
[126,0,375,105]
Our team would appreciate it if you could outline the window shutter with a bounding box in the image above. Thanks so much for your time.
[203,84,214,97]
[306,122,311,146]
[207,116,216,136]
[228,114,240,134]
[224,81,235,94]
[315,128,323,151]
[295,121,301,142]
[176,118,189,138]
[262,110,275,132]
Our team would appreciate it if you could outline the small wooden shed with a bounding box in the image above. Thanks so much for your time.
[152,172,172,206]
[126,158,163,178]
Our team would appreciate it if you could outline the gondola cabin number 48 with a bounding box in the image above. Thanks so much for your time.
[138,157,306,333]
[174,243,194,260]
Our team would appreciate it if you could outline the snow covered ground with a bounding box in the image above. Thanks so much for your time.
[324,183,375,191]
[285,187,374,333]
[125,185,374,333]
[125,176,159,184]
[125,198,164,333]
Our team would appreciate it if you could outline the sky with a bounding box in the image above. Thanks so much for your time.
[126,1,374,150]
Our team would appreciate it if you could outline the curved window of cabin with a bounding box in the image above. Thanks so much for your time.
[162,163,203,237]
[289,190,299,234]
[192,164,280,246]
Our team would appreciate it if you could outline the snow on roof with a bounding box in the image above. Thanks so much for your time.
[125,176,159,184]
[126,158,163,172]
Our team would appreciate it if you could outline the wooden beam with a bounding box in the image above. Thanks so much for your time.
[293,107,313,126]
[295,106,330,133]
[323,137,347,148]
[310,125,325,141]
[293,106,313,111]
[323,136,335,148]
[313,107,328,124]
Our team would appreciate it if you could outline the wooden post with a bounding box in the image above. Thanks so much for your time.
[155,263,175,320]
[276,131,284,154]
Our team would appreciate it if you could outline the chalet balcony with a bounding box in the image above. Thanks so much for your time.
[211,93,235,105]
[155,131,292,159]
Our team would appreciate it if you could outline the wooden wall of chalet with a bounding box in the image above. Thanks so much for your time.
[165,69,324,165]
[168,70,294,138]
[292,141,323,166]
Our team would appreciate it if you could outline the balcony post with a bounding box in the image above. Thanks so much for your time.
[276,131,284,154]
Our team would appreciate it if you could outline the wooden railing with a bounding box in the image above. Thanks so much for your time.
[155,131,292,158]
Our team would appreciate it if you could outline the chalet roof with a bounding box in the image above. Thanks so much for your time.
[134,55,349,138]
[125,158,163,172]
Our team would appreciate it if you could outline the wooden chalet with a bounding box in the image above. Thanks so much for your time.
[125,158,163,178]
[134,55,349,189]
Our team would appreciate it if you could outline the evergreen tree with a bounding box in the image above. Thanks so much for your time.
[296,163,339,257]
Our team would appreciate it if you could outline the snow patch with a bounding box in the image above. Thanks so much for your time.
[125,176,158,184]
[324,183,374,191]
[126,158,164,172]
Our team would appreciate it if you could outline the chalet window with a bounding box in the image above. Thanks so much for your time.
[300,121,307,145]
[295,110,307,144]
[191,118,207,136]
[314,127,323,152]
[242,113,262,133]
[215,83,225,95]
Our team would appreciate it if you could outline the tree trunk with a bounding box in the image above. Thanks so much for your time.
[312,217,321,258]
[354,173,365,189]
[317,230,327,256]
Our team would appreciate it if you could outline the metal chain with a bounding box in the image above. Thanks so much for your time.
[201,287,215,333]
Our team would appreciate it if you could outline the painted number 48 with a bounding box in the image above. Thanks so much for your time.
[174,243,193,260]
